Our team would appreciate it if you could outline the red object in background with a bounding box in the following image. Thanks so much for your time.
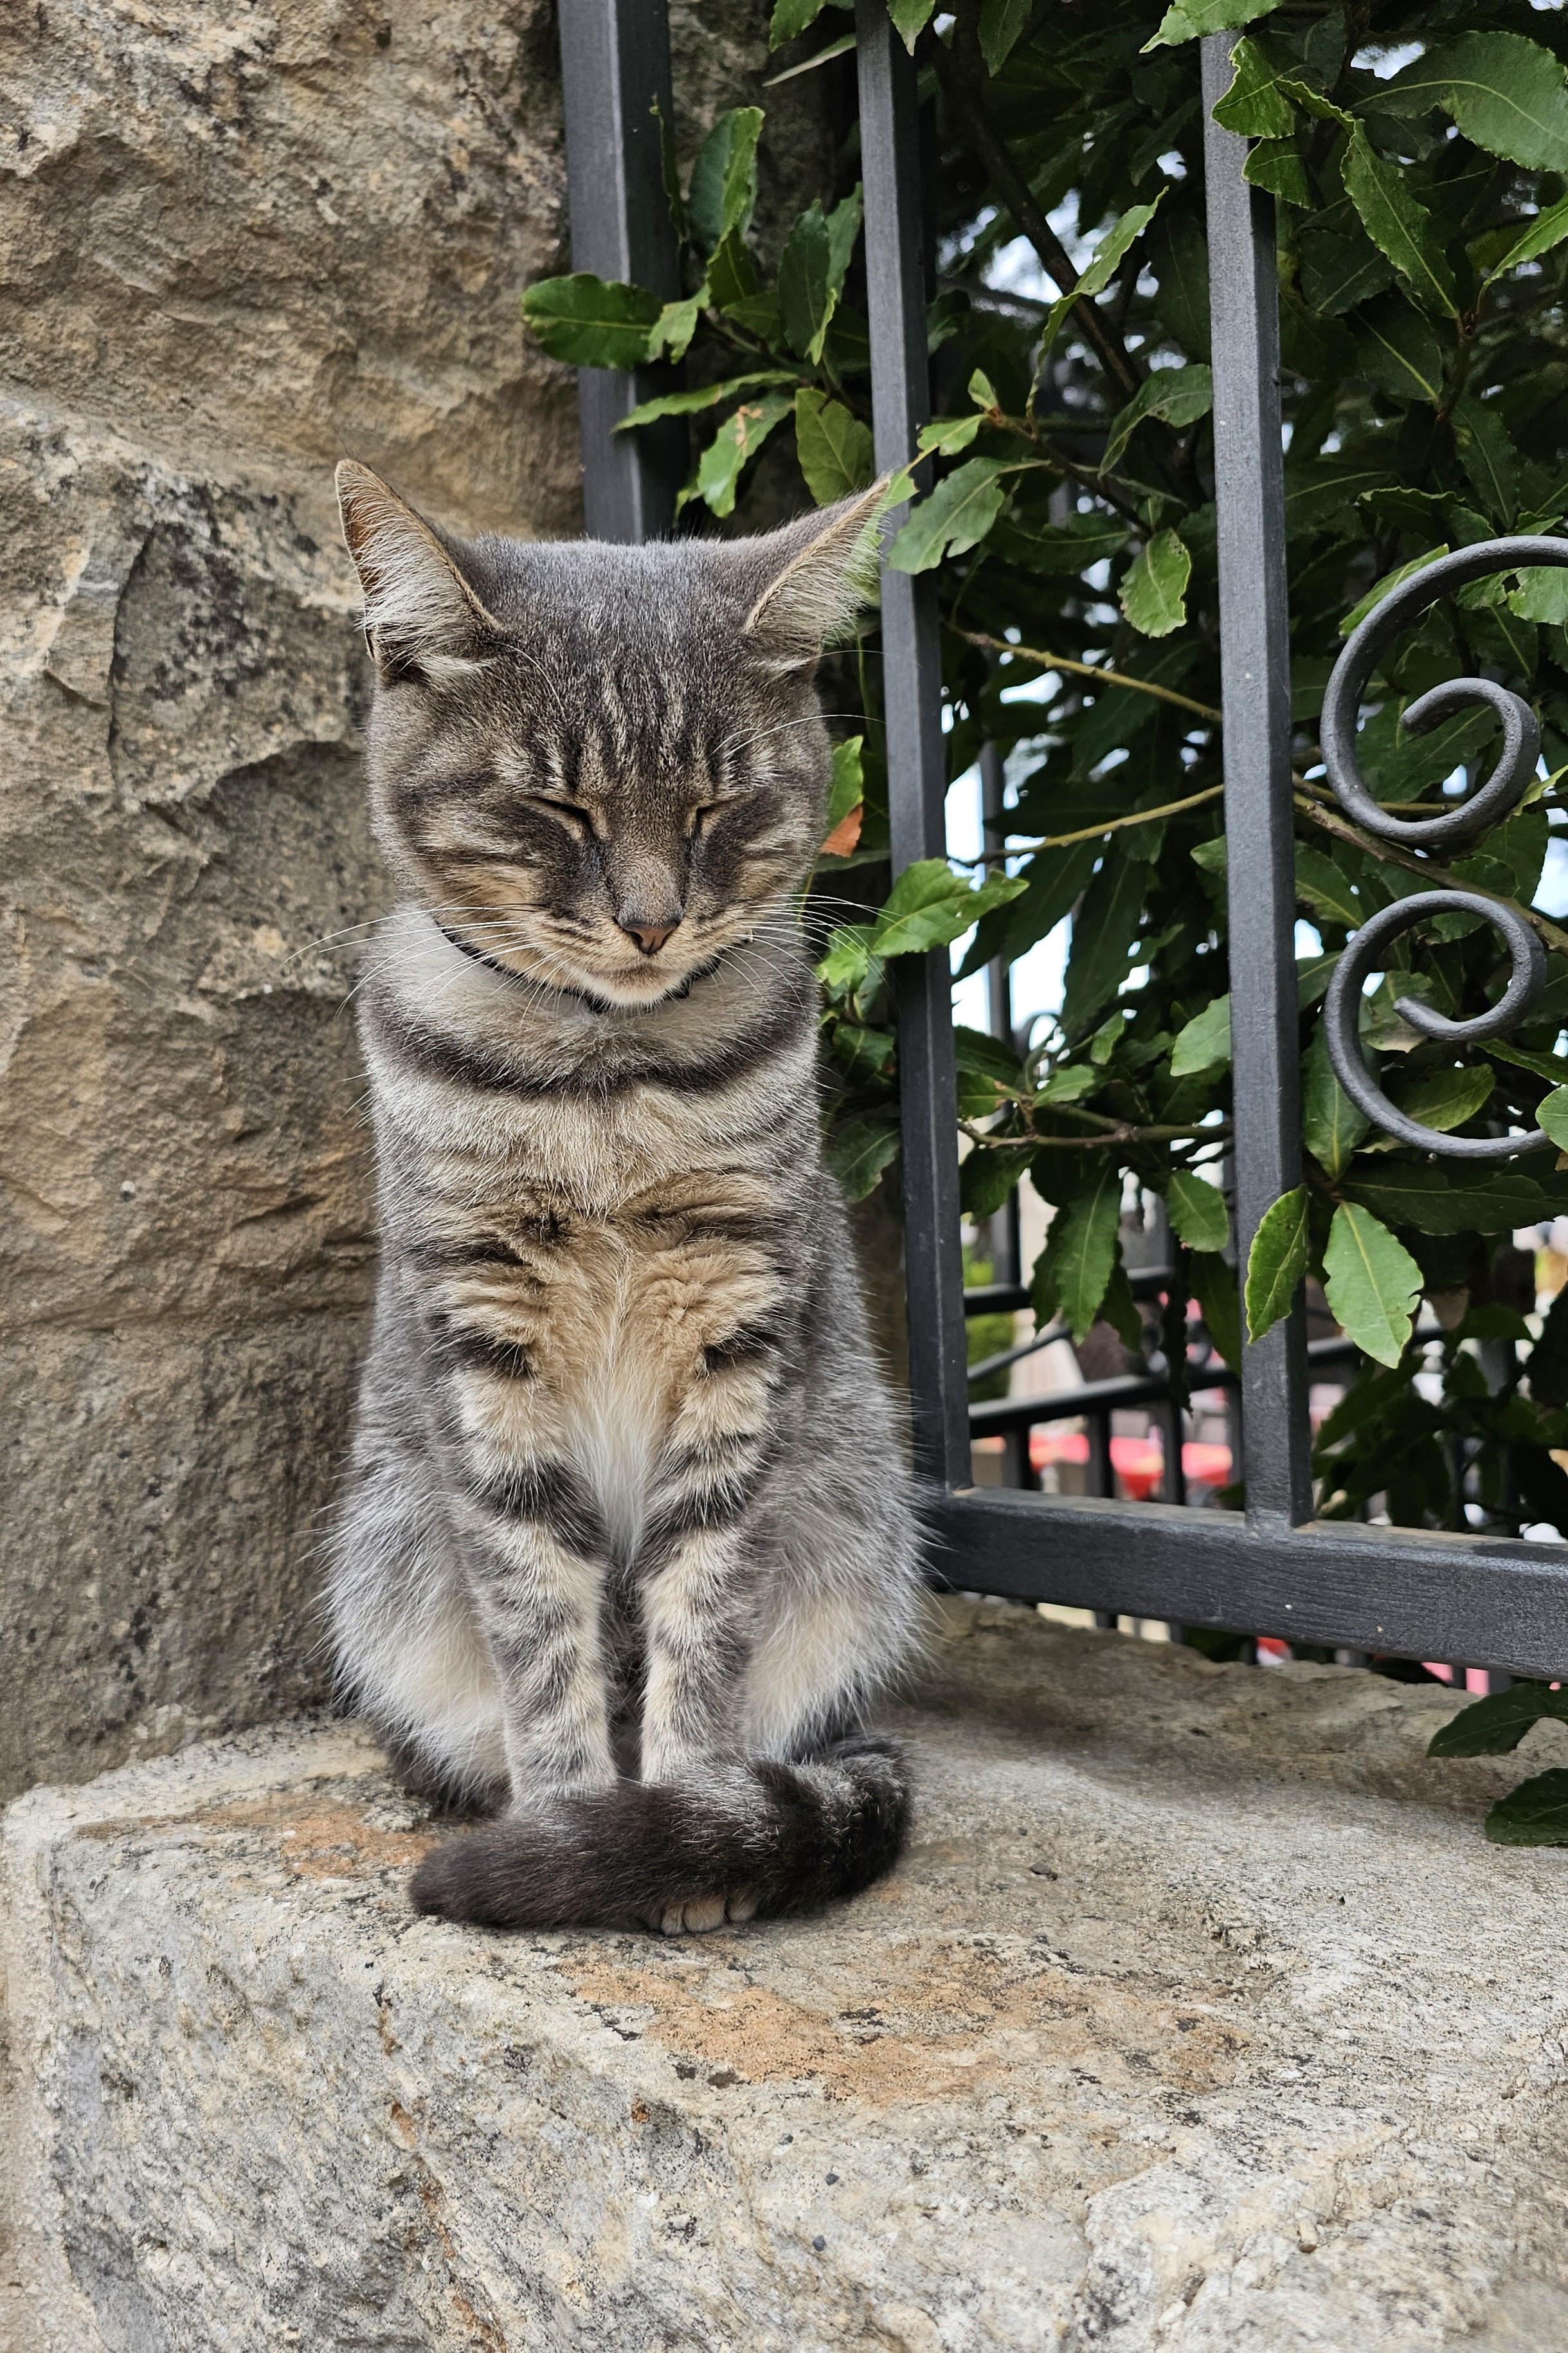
[1029,1429,1232,1501]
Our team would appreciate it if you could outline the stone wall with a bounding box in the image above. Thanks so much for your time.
[0,0,842,1799]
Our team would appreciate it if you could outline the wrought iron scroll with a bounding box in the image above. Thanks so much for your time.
[1320,537,1568,1160]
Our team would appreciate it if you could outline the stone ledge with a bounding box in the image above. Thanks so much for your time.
[6,1600,1568,2352]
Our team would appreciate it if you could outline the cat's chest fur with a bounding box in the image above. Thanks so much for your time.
[364,911,814,1558]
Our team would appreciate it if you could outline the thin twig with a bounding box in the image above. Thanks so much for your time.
[969,782,1225,856]
[933,15,1143,403]
[1292,794,1568,961]
[959,1118,1232,1150]
[956,627,1223,722]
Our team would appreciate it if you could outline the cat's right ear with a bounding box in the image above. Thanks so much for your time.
[335,460,501,684]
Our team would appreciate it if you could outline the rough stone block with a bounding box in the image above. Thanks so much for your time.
[7,1601,1568,2350]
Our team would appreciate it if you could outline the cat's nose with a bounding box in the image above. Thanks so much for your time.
[618,916,680,956]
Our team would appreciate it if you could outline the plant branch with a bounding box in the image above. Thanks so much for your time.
[957,628,1223,722]
[960,1118,1230,1150]
[931,20,1142,403]
[962,782,1225,858]
[1292,795,1568,961]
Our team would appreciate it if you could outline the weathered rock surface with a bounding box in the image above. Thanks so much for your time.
[0,0,838,1801]
[8,1601,1568,2352]
[0,0,579,1801]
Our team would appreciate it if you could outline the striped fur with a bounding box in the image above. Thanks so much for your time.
[328,464,924,1932]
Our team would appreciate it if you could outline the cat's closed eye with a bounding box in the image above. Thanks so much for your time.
[527,797,595,840]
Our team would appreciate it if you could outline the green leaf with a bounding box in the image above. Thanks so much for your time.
[888,0,935,53]
[1322,1202,1421,1368]
[1351,296,1445,407]
[519,273,662,368]
[1146,0,1284,50]
[1167,1167,1229,1253]
[1345,1164,1568,1235]
[1191,1249,1243,1372]
[824,736,865,835]
[764,29,856,84]
[779,201,836,362]
[1212,34,1296,136]
[1244,138,1311,208]
[1037,1061,1101,1106]
[1340,547,1450,637]
[1120,529,1192,637]
[1390,1062,1495,1136]
[1486,1769,1568,1848]
[1302,1022,1369,1179]
[1061,856,1148,1039]
[1539,1087,1568,1152]
[1294,846,1364,929]
[888,459,1013,573]
[826,184,864,295]
[687,392,795,518]
[1103,365,1213,471]
[978,0,1031,75]
[1342,125,1457,321]
[1396,33,1568,174]
[1042,1163,1123,1343]
[870,859,1025,959]
[959,840,1099,977]
[816,925,874,995]
[993,513,1131,573]
[707,229,760,312]
[1171,994,1231,1077]
[1509,566,1568,625]
[1277,75,1351,128]
[688,108,764,253]
[769,0,837,45]
[827,1111,902,1203]
[1037,197,1166,359]
[618,372,797,432]
[1452,396,1518,527]
[647,293,705,363]
[1245,1186,1309,1345]
[917,412,984,459]
[1428,1684,1568,1759]
[795,388,875,505]
[1486,191,1568,286]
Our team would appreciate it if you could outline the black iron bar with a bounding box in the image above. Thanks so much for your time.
[559,0,685,540]
[930,1489,1568,1682]
[1202,33,1311,1526]
[858,0,970,1487]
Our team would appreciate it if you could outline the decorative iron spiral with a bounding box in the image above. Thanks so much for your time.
[1318,536,1568,1162]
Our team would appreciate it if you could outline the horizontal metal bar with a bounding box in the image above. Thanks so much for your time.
[930,1488,1568,1678]
[966,1324,1450,1426]
[964,1283,1031,1316]
[969,1374,1173,1434]
[964,1264,1177,1319]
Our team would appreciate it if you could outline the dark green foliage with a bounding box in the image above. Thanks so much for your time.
[1427,1680,1568,1756]
[520,1,1568,1550]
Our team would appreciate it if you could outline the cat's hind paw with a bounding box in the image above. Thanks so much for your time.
[648,1888,758,1935]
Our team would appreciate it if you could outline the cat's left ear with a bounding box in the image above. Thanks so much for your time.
[739,478,891,669]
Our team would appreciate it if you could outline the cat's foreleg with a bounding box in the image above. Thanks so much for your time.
[451,1471,618,1803]
[638,1521,759,1783]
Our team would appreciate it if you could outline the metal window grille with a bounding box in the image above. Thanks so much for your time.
[562,3,1568,1679]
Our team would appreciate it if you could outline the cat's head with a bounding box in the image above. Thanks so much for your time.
[335,461,886,1009]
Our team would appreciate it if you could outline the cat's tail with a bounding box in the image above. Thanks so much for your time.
[406,1734,910,1932]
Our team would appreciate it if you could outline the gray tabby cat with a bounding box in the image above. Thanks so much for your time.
[327,460,925,1933]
